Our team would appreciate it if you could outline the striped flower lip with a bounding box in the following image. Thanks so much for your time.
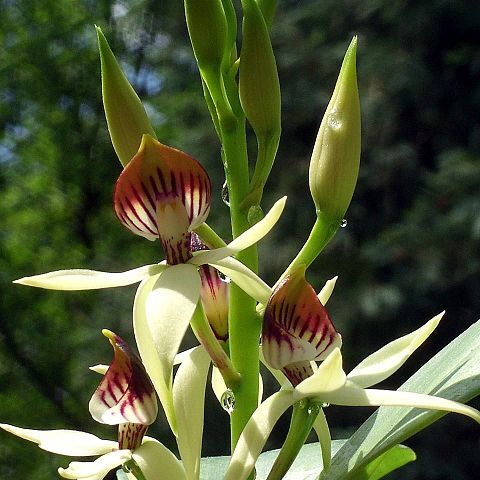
[89,329,158,435]
[114,134,211,264]
[262,266,342,386]
[191,233,230,340]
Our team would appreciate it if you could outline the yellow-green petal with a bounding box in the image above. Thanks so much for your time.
[318,276,338,305]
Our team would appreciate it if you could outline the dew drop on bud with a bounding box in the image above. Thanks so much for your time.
[221,180,230,207]
[218,271,231,283]
[327,109,342,130]
[221,388,235,414]
[340,219,347,228]
[322,402,330,408]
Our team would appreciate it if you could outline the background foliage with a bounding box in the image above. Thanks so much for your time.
[1,0,479,478]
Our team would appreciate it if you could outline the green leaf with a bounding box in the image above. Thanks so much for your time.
[354,445,416,480]
[324,319,480,479]
[200,441,413,479]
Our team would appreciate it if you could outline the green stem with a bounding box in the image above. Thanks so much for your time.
[123,459,147,480]
[275,211,340,289]
[266,399,320,480]
[221,119,260,451]
[190,302,241,388]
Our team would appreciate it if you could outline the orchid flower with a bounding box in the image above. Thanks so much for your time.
[224,272,480,480]
[0,330,187,480]
[14,134,284,434]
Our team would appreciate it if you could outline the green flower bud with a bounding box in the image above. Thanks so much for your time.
[309,37,361,223]
[239,0,281,138]
[256,0,277,28]
[96,27,156,167]
[184,0,228,75]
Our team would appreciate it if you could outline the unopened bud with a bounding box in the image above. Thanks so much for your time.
[309,37,360,222]
[96,27,156,167]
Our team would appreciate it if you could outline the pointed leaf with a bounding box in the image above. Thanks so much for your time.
[347,313,444,388]
[174,346,211,480]
[356,445,416,480]
[190,196,286,265]
[14,264,165,290]
[0,424,116,456]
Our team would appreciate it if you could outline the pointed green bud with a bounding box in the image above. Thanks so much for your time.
[256,0,277,27]
[184,0,228,75]
[309,37,361,223]
[96,26,156,167]
[239,0,281,138]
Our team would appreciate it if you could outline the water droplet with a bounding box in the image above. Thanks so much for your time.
[307,403,320,416]
[221,389,235,414]
[218,271,231,283]
[221,180,230,207]
[340,219,347,228]
[322,402,330,408]
[327,109,342,130]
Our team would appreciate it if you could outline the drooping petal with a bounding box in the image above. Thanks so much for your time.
[321,380,480,423]
[210,256,272,305]
[224,390,295,480]
[58,450,131,480]
[347,312,444,388]
[313,409,332,472]
[13,264,165,290]
[114,134,211,263]
[262,266,341,385]
[0,424,116,456]
[132,438,187,480]
[89,330,157,428]
[173,346,211,480]
[293,348,346,400]
[133,265,201,435]
[190,196,287,265]
[318,276,338,305]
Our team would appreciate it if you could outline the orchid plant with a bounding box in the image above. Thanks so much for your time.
[3,2,480,480]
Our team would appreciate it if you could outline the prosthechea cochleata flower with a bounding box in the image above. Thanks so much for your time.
[0,330,188,480]
[224,270,480,480]
[14,134,285,433]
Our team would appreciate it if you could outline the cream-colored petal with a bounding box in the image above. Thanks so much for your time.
[14,264,165,290]
[134,266,201,435]
[190,197,287,265]
[0,424,116,456]
[224,390,295,480]
[173,346,211,480]
[317,276,338,305]
[313,409,332,472]
[89,364,109,375]
[294,349,347,400]
[58,450,131,479]
[322,380,480,423]
[210,257,272,305]
[347,312,444,388]
[133,438,187,480]
[174,347,197,365]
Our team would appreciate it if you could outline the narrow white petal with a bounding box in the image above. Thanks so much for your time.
[190,197,287,265]
[58,450,131,479]
[89,364,108,375]
[294,349,347,400]
[313,409,332,472]
[347,312,444,388]
[259,348,291,389]
[173,346,211,480]
[210,257,272,304]
[317,276,338,305]
[322,381,480,423]
[14,264,165,290]
[174,347,197,365]
[133,438,187,480]
[0,424,115,456]
[224,390,295,480]
[134,265,200,436]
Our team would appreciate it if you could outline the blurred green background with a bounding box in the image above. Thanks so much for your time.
[1,0,479,478]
